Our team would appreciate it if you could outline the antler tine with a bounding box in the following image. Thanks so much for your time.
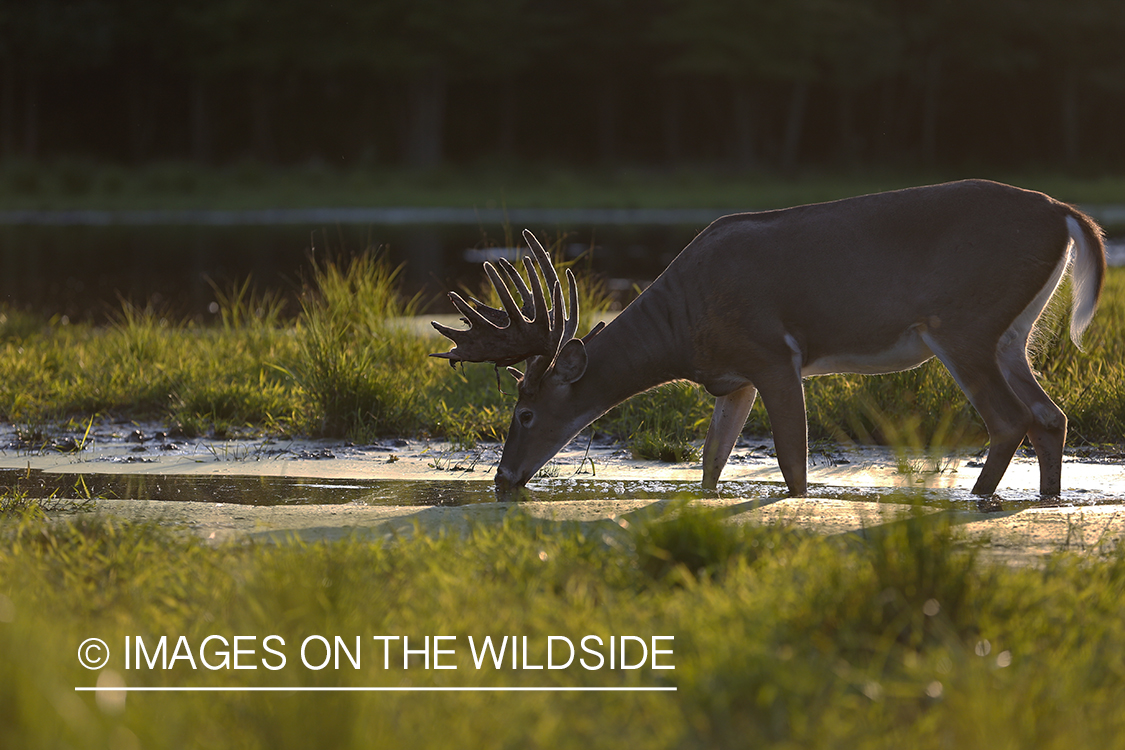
[445,290,495,330]
[548,277,564,355]
[463,296,508,327]
[560,267,580,344]
[523,229,561,301]
[430,287,547,366]
[521,255,549,323]
[500,254,552,348]
[429,290,503,363]
[451,256,539,329]
[454,257,534,330]
[484,261,524,323]
[544,268,581,363]
[495,257,534,317]
[429,230,582,369]
[520,230,582,364]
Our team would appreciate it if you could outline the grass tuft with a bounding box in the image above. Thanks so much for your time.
[631,501,806,581]
[597,382,712,462]
[291,251,429,439]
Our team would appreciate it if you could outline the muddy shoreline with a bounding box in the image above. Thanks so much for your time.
[2,420,1123,565]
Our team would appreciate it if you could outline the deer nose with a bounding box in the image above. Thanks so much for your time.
[494,467,520,502]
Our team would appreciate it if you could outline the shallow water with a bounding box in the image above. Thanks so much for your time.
[0,469,491,507]
[2,466,1119,514]
[0,222,697,321]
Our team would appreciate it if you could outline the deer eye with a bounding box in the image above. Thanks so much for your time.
[518,409,534,428]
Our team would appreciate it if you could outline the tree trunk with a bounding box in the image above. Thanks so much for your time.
[498,75,517,159]
[920,52,942,165]
[836,88,861,166]
[128,71,153,163]
[405,66,446,169]
[596,77,618,165]
[250,75,274,162]
[23,68,38,159]
[660,78,682,164]
[731,80,756,170]
[1,59,14,161]
[191,76,211,164]
[876,77,899,157]
[1062,65,1080,166]
[781,81,809,173]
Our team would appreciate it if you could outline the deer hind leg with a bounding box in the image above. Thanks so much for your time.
[701,384,758,490]
[992,254,1071,497]
[922,333,1033,496]
[992,248,1070,496]
[998,341,1066,496]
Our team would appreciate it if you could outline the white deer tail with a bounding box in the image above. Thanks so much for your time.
[1066,212,1106,348]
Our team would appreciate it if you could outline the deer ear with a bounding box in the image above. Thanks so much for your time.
[552,339,587,384]
[581,320,607,343]
[506,366,524,384]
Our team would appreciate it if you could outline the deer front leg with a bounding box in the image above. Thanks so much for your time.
[756,368,809,496]
[701,384,758,490]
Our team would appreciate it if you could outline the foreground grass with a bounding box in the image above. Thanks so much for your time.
[0,255,1122,455]
[3,160,1125,214]
[1,506,1123,748]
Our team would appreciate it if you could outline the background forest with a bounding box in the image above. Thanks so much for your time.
[2,0,1124,173]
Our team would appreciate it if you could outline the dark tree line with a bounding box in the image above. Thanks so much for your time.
[1,0,1123,171]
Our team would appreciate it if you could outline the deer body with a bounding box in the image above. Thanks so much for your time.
[433,180,1106,500]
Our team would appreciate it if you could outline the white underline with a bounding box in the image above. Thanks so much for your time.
[75,686,676,692]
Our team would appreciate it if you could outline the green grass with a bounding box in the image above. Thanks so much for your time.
[288,252,429,439]
[0,486,95,518]
[596,382,711,462]
[3,160,1125,213]
[2,505,1124,748]
[0,254,1122,455]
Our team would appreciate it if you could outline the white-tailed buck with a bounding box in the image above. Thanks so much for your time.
[432,180,1106,500]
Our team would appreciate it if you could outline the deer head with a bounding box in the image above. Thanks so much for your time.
[431,230,594,499]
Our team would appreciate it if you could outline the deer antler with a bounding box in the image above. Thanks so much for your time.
[431,230,580,368]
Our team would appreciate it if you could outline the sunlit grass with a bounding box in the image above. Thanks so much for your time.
[0,257,1121,457]
[288,252,429,439]
[1,505,1124,748]
[0,302,300,437]
[0,486,95,518]
[596,382,711,462]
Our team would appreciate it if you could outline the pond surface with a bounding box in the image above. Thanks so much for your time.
[5,216,1119,322]
[0,221,704,321]
[3,465,1119,514]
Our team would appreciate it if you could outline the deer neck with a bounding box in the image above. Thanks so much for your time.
[575,289,692,417]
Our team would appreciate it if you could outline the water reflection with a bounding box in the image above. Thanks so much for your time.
[0,223,702,321]
[1,467,1117,511]
[2,217,1120,322]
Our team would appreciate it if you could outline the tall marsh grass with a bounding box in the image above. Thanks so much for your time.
[0,256,1121,454]
[290,253,429,438]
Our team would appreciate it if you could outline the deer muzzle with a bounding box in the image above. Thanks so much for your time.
[494,466,527,502]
